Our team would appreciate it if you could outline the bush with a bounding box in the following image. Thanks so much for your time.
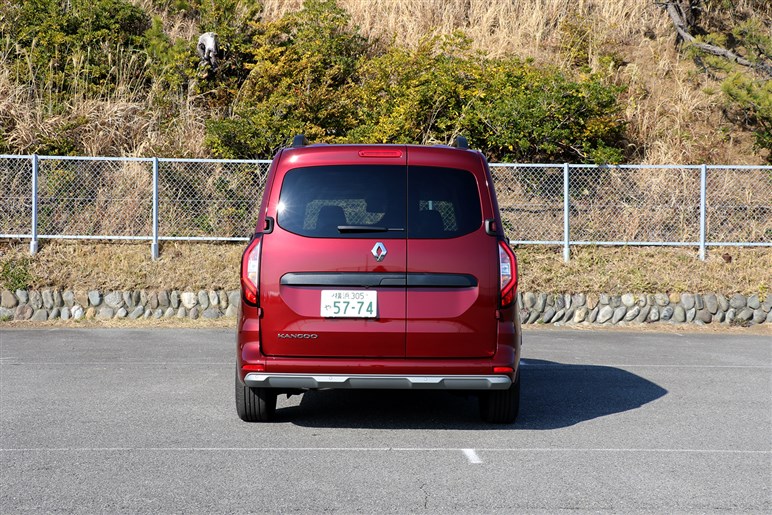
[204,4,627,163]
[0,257,33,291]
[350,35,625,163]
[722,73,772,160]
[345,33,479,144]
[187,0,262,107]
[465,63,626,163]
[205,0,369,157]
[681,7,772,162]
[3,0,151,96]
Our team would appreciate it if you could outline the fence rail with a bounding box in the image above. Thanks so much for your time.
[1,155,770,261]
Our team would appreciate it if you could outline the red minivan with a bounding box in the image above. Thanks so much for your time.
[236,136,521,423]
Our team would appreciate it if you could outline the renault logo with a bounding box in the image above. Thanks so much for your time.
[371,242,387,262]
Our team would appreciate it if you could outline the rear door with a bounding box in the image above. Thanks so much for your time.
[405,149,499,358]
[259,148,408,358]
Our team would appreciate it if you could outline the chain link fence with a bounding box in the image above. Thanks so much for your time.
[1,155,770,260]
[0,156,32,238]
[157,159,270,239]
[37,157,153,238]
[490,163,771,257]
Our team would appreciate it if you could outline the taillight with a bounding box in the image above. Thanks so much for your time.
[241,237,261,306]
[498,241,517,308]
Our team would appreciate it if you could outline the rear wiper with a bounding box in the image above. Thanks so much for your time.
[337,226,405,233]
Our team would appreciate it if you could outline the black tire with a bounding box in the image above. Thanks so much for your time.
[479,372,520,424]
[235,371,277,422]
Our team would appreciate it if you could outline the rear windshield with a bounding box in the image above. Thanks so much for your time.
[276,165,481,238]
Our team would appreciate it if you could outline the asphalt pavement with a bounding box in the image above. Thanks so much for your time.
[0,328,770,513]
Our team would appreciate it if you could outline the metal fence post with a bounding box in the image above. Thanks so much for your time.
[699,164,707,261]
[563,163,570,262]
[151,157,159,260]
[30,154,39,255]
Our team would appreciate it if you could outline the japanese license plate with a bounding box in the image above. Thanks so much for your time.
[321,290,377,318]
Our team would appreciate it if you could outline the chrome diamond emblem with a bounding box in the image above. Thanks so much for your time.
[371,242,387,262]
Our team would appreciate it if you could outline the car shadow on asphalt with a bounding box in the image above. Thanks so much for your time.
[280,359,668,430]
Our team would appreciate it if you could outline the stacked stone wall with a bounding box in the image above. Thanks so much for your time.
[1,289,770,326]
[0,289,239,322]
[518,292,772,326]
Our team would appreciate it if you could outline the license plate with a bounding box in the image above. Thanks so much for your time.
[321,290,377,318]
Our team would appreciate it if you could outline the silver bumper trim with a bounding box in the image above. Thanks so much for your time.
[243,373,512,390]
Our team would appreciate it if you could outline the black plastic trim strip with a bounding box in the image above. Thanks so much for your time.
[406,273,477,287]
[280,272,477,288]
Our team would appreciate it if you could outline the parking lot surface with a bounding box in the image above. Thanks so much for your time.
[1,328,770,512]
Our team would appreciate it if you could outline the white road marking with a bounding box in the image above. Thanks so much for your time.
[1,447,768,455]
[463,448,482,464]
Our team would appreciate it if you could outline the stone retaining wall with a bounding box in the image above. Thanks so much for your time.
[1,289,770,326]
[518,292,772,327]
[0,289,239,322]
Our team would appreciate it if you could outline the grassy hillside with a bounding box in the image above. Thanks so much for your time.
[1,240,770,296]
[1,1,769,297]
[1,0,770,163]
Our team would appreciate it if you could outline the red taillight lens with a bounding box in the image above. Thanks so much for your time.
[498,241,517,308]
[241,237,261,306]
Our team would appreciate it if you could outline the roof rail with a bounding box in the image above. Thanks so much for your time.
[452,135,468,149]
[291,134,309,148]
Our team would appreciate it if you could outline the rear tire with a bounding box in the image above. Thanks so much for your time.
[479,372,520,424]
[235,371,277,422]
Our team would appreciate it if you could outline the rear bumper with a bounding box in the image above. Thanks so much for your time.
[243,373,512,390]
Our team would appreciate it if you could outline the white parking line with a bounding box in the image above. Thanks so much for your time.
[1,447,768,455]
[462,448,482,464]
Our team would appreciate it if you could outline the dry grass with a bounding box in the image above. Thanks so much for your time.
[262,0,663,60]
[0,241,241,291]
[1,240,769,296]
[0,33,205,158]
[516,245,771,295]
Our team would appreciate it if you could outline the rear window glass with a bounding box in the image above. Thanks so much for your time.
[276,165,482,238]
[408,167,482,238]
[277,165,406,238]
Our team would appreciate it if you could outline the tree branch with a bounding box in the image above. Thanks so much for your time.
[660,1,772,78]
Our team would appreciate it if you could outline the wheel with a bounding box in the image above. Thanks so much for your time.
[479,372,520,424]
[235,371,277,422]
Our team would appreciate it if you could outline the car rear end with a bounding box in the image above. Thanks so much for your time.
[236,138,521,423]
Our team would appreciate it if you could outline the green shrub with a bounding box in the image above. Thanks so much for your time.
[345,33,478,144]
[0,258,34,291]
[204,3,627,163]
[205,0,369,157]
[682,9,772,162]
[722,73,771,160]
[465,63,626,163]
[349,35,625,163]
[3,0,151,96]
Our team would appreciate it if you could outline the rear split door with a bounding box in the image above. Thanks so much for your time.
[405,150,499,358]
[259,148,408,358]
